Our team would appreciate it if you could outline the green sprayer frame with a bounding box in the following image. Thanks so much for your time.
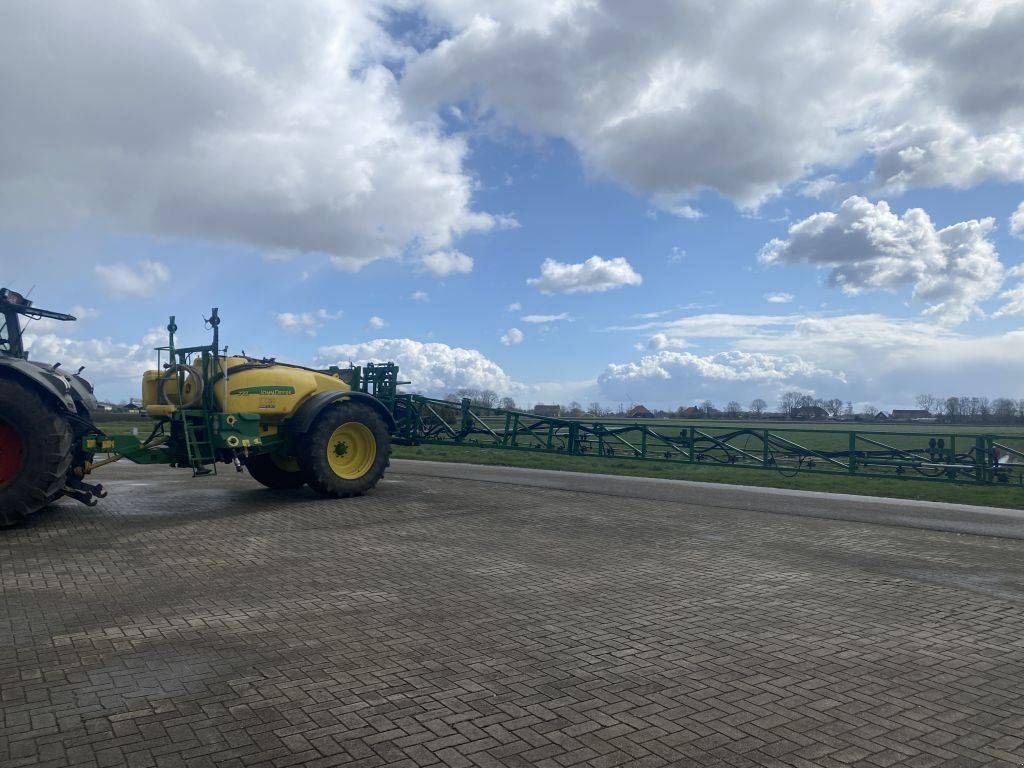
[88,339,1024,488]
[388,391,1024,487]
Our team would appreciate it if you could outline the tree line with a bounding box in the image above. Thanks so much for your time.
[442,388,1024,424]
[914,394,1024,423]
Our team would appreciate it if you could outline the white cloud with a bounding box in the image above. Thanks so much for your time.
[367,316,386,330]
[994,264,1024,317]
[633,309,674,320]
[599,349,844,406]
[528,255,642,294]
[606,310,1024,409]
[507,302,521,312]
[410,290,430,302]
[652,199,703,220]
[276,309,342,336]
[421,250,474,276]
[0,3,494,268]
[492,213,521,230]
[668,247,686,264]
[1011,201,1024,238]
[609,312,801,337]
[316,338,524,397]
[645,333,688,351]
[94,260,170,297]
[500,327,524,346]
[994,284,1024,318]
[23,329,161,400]
[764,292,794,304]
[760,196,1003,325]
[520,312,570,324]
[800,175,841,199]
[871,123,1024,195]
[405,2,1024,210]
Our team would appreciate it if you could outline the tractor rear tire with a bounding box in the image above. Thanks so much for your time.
[246,453,307,490]
[299,401,389,498]
[0,378,73,527]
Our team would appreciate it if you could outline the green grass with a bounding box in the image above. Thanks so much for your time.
[95,418,154,437]
[391,443,1024,510]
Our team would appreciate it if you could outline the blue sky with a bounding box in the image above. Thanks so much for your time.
[2,2,1024,411]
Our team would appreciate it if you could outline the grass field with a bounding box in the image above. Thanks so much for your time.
[389,444,1024,510]
[96,416,1024,509]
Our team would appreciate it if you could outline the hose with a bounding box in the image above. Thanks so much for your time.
[156,364,204,408]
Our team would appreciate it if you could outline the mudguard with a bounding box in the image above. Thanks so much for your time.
[0,358,79,412]
[285,390,397,435]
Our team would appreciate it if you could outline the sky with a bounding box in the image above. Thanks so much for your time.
[2,0,1024,411]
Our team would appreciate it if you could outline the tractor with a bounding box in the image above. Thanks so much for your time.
[0,288,105,525]
[0,288,396,526]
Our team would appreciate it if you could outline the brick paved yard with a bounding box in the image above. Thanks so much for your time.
[3,463,1024,768]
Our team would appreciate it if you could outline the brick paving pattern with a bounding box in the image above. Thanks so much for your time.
[2,464,1024,768]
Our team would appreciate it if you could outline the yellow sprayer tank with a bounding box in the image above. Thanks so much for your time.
[141,356,349,416]
[213,359,349,416]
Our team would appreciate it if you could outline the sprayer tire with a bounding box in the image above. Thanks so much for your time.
[246,453,307,490]
[0,377,73,527]
[299,401,390,498]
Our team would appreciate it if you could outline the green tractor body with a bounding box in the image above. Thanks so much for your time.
[0,288,105,524]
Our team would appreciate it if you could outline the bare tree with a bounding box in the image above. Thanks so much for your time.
[860,403,878,417]
[915,393,937,414]
[699,399,715,417]
[586,402,603,416]
[993,398,1016,421]
[749,398,767,417]
[945,396,959,421]
[959,396,973,418]
[824,398,844,419]
[778,391,800,416]
[445,388,498,408]
[726,401,742,417]
[567,401,584,417]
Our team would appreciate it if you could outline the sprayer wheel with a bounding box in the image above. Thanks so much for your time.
[299,401,390,498]
[0,377,73,527]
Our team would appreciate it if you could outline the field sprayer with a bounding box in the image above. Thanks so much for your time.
[0,287,397,526]
[4,287,1024,528]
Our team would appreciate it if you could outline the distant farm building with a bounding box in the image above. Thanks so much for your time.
[532,404,561,418]
[627,405,654,418]
[791,405,829,420]
[678,406,700,418]
[890,409,930,421]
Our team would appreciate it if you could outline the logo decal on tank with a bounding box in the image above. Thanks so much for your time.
[229,386,296,396]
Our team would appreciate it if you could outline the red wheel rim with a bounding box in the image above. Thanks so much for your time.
[0,419,24,487]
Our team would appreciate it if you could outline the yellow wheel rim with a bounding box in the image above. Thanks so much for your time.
[326,422,377,480]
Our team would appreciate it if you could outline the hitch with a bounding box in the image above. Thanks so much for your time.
[63,479,107,507]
